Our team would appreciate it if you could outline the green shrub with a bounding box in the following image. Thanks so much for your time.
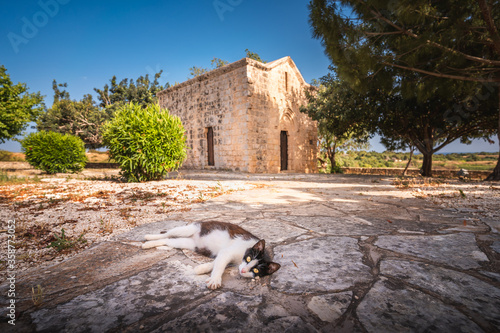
[102,103,187,182]
[21,131,87,174]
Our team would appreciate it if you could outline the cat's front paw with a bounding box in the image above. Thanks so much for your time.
[206,276,222,290]
[194,263,214,275]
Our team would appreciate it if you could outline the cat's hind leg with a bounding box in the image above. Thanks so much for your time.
[164,224,199,238]
[144,234,168,240]
[142,237,196,250]
[144,223,199,241]
[194,262,214,275]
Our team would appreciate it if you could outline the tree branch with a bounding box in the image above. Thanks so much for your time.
[365,31,404,36]
[382,62,500,82]
[477,0,500,55]
[365,2,500,66]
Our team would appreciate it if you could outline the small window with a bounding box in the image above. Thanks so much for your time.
[285,72,289,92]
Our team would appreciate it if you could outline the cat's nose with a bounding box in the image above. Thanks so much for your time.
[240,268,247,273]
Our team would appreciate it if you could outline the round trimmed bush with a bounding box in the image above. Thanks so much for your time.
[102,103,187,182]
[21,131,87,174]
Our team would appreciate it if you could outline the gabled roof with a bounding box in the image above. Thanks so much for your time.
[263,56,310,87]
[157,56,311,96]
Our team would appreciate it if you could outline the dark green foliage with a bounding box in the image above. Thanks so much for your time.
[37,81,111,149]
[39,71,168,149]
[300,70,370,172]
[308,0,500,177]
[0,65,44,143]
[94,71,168,109]
[102,103,187,182]
[21,131,87,174]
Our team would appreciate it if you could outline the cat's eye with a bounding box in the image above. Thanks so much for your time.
[253,268,259,274]
[246,256,251,263]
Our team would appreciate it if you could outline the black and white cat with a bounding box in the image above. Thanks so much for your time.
[142,221,281,289]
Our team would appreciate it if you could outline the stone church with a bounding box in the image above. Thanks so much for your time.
[157,56,318,173]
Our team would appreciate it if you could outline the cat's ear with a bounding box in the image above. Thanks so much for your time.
[252,240,265,252]
[267,262,281,275]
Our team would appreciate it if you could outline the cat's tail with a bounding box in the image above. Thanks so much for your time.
[144,223,199,241]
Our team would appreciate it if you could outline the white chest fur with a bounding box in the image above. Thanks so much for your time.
[195,230,257,264]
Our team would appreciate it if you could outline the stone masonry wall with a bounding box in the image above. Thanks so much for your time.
[157,57,318,173]
[158,60,251,171]
[247,58,318,173]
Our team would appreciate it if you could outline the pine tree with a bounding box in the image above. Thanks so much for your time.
[309,0,500,178]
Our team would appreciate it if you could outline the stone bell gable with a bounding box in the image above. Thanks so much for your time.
[157,56,318,173]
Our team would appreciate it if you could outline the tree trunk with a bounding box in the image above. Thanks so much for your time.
[421,151,433,177]
[403,146,414,176]
[328,151,337,173]
[485,87,500,181]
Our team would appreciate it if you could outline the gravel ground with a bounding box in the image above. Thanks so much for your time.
[0,174,257,280]
[394,177,500,222]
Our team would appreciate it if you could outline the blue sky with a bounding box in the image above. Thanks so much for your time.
[0,0,498,153]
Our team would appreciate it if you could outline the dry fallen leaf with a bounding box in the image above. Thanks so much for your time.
[387,219,393,223]
[292,260,298,268]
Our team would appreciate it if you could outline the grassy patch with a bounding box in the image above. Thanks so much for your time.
[0,150,25,161]
[47,228,87,252]
[0,169,41,185]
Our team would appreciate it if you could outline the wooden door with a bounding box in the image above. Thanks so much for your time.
[207,127,214,166]
[280,131,288,171]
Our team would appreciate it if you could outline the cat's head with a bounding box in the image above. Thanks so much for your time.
[238,240,281,279]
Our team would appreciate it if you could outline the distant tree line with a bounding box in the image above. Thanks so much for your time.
[0,49,265,149]
[1,49,265,150]
[328,151,498,172]
[37,72,168,149]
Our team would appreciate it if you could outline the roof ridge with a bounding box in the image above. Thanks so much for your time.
[157,56,310,96]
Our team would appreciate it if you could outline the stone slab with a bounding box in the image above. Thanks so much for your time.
[357,279,482,333]
[483,218,500,233]
[307,292,352,323]
[279,215,386,236]
[375,233,489,269]
[381,259,500,329]
[240,218,307,244]
[271,237,372,293]
[31,260,209,333]
[0,241,173,318]
[492,240,500,254]
[152,292,318,333]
